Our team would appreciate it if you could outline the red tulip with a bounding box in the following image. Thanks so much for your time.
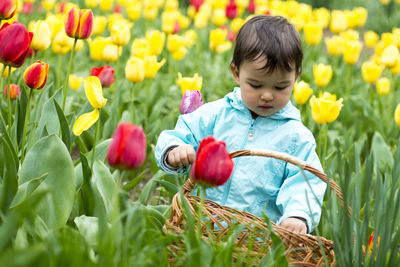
[0,22,33,68]
[23,60,49,89]
[173,20,180,34]
[114,5,122,13]
[3,84,20,99]
[191,136,234,187]
[0,0,17,20]
[91,66,115,88]
[107,122,147,170]
[21,2,33,15]
[248,0,255,13]
[226,0,237,19]
[65,7,93,40]
[190,0,203,12]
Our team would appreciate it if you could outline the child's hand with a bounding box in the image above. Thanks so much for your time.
[280,217,307,234]
[167,145,196,167]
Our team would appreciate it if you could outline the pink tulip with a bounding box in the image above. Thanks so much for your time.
[0,0,17,20]
[179,90,203,114]
[190,0,203,12]
[91,66,115,88]
[107,123,147,170]
[191,136,234,187]
[226,0,237,19]
[3,84,20,99]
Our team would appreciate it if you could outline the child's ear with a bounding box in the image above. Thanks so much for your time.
[230,63,240,84]
[295,68,302,81]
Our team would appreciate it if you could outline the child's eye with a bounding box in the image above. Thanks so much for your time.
[249,83,262,88]
[275,86,287,90]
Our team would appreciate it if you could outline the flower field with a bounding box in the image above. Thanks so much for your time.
[1,0,400,266]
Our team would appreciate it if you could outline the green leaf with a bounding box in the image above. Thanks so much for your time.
[92,159,116,216]
[0,112,18,167]
[138,170,164,205]
[19,135,76,229]
[16,86,28,146]
[74,215,101,248]
[36,95,60,137]
[53,99,71,151]
[79,152,94,215]
[0,136,18,214]
[371,132,393,173]
[10,173,47,208]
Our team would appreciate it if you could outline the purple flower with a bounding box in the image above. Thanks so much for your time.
[179,90,203,114]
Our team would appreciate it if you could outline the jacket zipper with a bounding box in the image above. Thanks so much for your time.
[221,115,257,205]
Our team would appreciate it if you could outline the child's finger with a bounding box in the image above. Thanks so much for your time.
[186,146,196,164]
[167,152,177,167]
[179,149,190,166]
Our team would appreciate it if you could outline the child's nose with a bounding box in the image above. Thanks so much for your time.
[260,90,273,101]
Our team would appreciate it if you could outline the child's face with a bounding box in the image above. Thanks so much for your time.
[231,57,299,117]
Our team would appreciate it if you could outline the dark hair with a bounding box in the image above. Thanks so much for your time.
[231,15,303,74]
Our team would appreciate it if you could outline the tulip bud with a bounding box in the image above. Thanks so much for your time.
[376,77,390,95]
[65,7,94,40]
[293,81,313,105]
[69,74,83,90]
[30,21,52,51]
[190,0,204,12]
[107,122,147,170]
[361,61,383,84]
[176,72,203,94]
[379,45,400,68]
[313,63,332,88]
[325,35,344,56]
[73,109,99,136]
[125,57,145,82]
[0,0,18,20]
[395,104,400,127]
[180,90,203,114]
[343,40,363,65]
[364,30,379,48]
[0,22,33,68]
[91,65,115,88]
[23,61,49,89]
[225,0,237,19]
[303,22,323,46]
[3,84,20,99]
[111,20,130,46]
[84,76,107,108]
[190,136,234,187]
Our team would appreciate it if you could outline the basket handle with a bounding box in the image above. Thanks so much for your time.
[183,149,348,212]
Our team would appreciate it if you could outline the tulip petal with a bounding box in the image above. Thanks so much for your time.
[72,109,99,136]
[78,9,93,39]
[84,76,107,108]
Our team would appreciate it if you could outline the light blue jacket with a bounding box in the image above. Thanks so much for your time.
[155,87,326,232]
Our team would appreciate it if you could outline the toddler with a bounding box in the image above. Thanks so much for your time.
[155,15,326,234]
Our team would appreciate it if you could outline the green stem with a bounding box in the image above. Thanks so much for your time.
[91,109,101,170]
[62,39,77,112]
[345,64,352,98]
[130,83,136,123]
[197,187,205,240]
[322,124,328,170]
[0,67,5,100]
[20,88,32,163]
[6,66,12,137]
[56,54,62,91]
[144,80,150,130]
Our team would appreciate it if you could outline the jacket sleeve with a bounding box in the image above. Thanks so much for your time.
[154,105,216,176]
[276,131,327,233]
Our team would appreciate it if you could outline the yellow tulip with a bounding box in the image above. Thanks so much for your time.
[107,13,124,31]
[313,64,333,88]
[143,5,158,20]
[392,28,400,48]
[183,29,197,48]
[230,17,245,33]
[353,7,367,27]
[69,74,83,90]
[176,72,202,95]
[52,30,74,54]
[0,63,16,77]
[330,10,348,33]
[171,46,188,61]
[293,81,313,105]
[92,16,108,35]
[145,30,165,55]
[88,37,109,61]
[380,0,390,4]
[361,61,384,84]
[343,40,363,65]
[394,104,400,127]
[84,76,107,109]
[178,14,190,30]
[42,0,56,10]
[340,29,359,42]
[376,77,390,95]
[379,45,400,68]
[390,59,400,74]
[100,0,113,12]
[187,5,196,18]
[162,11,178,34]
[364,31,379,48]
[44,14,64,40]
[30,21,51,51]
[126,1,141,21]
[73,109,99,136]
[209,28,232,53]
[111,20,131,46]
[165,0,179,11]
[85,0,99,8]
[125,57,145,82]
[313,7,330,29]
[309,92,344,125]
[212,8,227,26]
[303,22,323,46]
[194,12,209,29]
[344,9,357,29]
[381,33,396,47]
[131,38,151,58]
[103,43,120,62]
[325,35,344,56]
[143,56,166,79]
[167,34,186,53]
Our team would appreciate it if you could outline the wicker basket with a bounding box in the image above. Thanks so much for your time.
[164,149,345,266]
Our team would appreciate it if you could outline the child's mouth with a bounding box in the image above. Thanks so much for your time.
[258,106,273,109]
